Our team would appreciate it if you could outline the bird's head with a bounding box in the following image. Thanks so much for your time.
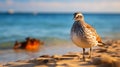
[73,12,84,21]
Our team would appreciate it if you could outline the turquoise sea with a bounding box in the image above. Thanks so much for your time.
[0,13,120,63]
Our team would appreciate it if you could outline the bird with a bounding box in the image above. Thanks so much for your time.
[71,12,104,61]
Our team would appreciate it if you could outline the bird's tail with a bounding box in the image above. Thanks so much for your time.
[97,42,106,47]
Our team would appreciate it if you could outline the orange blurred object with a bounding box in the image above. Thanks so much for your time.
[13,37,44,51]
[26,38,42,51]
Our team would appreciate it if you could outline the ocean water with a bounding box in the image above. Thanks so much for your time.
[0,13,120,63]
[0,13,120,43]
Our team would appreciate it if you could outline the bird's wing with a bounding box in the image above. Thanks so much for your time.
[85,23,102,43]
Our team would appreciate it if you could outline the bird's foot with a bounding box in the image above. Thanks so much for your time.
[82,57,86,62]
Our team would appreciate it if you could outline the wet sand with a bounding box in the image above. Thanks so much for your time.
[1,39,120,67]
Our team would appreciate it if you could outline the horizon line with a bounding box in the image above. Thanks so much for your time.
[0,11,120,14]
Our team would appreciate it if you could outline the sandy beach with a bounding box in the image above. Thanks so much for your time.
[0,39,119,67]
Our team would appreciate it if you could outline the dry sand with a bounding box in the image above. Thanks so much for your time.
[2,39,120,67]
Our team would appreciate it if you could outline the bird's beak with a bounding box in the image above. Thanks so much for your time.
[73,15,76,20]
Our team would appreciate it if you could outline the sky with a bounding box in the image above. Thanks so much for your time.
[0,0,120,13]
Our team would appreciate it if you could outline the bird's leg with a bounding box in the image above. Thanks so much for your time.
[83,48,85,61]
[88,47,92,59]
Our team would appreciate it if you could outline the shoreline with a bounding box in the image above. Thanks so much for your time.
[1,39,120,67]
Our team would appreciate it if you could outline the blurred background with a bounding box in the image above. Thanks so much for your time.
[0,0,120,63]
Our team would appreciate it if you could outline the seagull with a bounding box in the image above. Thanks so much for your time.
[71,12,104,61]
